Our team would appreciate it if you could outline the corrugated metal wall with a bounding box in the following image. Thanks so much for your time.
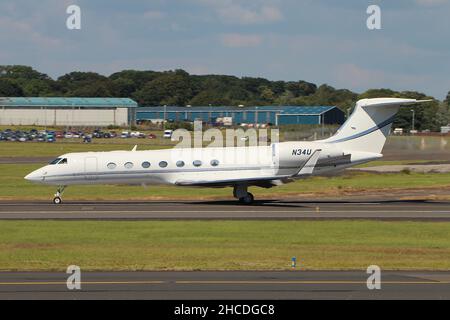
[0,107,129,126]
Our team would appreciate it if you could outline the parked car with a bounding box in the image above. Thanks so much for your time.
[83,135,92,143]
[163,130,173,139]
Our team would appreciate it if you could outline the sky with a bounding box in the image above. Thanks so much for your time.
[0,0,449,99]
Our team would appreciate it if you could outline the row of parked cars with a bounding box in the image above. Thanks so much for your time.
[0,129,57,142]
[0,128,161,142]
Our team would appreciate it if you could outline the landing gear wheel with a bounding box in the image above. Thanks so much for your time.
[239,193,254,205]
[52,186,66,205]
[53,196,62,205]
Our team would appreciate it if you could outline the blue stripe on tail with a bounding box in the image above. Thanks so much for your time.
[326,115,396,143]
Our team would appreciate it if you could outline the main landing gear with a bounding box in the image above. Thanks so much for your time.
[233,185,254,205]
[53,186,66,204]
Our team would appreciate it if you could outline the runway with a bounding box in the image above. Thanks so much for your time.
[0,199,450,220]
[0,270,449,299]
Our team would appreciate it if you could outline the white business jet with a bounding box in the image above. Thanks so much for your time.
[25,98,429,204]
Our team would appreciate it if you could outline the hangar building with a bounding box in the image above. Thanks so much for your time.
[0,97,138,126]
[136,105,345,126]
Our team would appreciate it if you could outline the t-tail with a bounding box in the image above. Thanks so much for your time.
[323,98,432,154]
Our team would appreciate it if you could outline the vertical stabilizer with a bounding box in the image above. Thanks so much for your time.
[323,98,431,153]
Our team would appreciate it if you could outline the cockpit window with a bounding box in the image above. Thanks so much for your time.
[59,158,68,164]
[49,158,62,165]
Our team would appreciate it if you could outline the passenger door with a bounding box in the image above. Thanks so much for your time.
[84,157,98,180]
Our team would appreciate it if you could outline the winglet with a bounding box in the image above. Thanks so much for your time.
[292,149,321,177]
[132,145,137,152]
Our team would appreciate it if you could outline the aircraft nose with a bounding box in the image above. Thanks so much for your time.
[24,170,44,182]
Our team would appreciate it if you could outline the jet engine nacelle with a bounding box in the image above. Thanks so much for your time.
[273,141,344,176]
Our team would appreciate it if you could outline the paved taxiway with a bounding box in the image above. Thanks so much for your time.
[0,200,450,220]
[0,271,449,299]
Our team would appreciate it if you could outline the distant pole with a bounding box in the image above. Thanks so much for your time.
[411,109,415,133]
[209,104,212,125]
[321,114,324,137]
[163,105,167,130]
[255,106,258,127]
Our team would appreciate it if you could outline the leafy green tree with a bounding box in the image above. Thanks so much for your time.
[109,70,160,91]
[0,64,447,131]
[0,65,51,81]
[259,85,275,102]
[0,79,24,96]
[241,77,271,94]
[21,79,54,96]
[133,70,193,106]
[111,78,136,98]
[445,91,450,107]
[189,89,232,106]
[57,72,112,97]
[286,81,317,97]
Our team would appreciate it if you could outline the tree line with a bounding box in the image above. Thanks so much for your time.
[0,65,449,131]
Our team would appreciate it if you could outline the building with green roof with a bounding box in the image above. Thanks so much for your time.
[0,97,137,126]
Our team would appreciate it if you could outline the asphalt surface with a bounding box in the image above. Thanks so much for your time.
[0,270,449,299]
[0,199,450,220]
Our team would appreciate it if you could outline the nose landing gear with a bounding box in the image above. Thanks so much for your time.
[233,185,254,205]
[53,186,66,204]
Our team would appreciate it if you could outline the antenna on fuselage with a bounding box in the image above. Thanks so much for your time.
[132,145,137,152]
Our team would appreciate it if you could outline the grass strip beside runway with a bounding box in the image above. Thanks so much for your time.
[0,220,449,271]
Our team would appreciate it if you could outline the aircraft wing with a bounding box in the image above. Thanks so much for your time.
[175,149,322,188]
[175,176,292,188]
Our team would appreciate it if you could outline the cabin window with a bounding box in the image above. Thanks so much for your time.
[159,161,168,168]
[107,162,117,170]
[210,159,219,167]
[176,161,185,167]
[49,158,62,165]
[193,160,202,167]
[142,161,151,168]
[124,162,134,169]
[59,158,68,164]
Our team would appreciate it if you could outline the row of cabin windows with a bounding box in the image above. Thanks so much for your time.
[106,159,220,170]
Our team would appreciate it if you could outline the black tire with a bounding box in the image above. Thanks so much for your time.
[239,193,254,205]
[53,197,62,204]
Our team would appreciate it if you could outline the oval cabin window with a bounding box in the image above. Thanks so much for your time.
[176,161,185,167]
[107,163,116,170]
[193,160,202,167]
[159,161,168,168]
[124,162,134,169]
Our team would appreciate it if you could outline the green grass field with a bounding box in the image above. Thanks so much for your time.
[1,137,450,273]
[0,220,449,271]
[2,163,450,200]
[0,141,172,158]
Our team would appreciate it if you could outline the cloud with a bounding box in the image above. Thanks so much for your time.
[143,10,165,20]
[218,4,282,24]
[0,16,61,47]
[221,33,263,47]
[195,0,283,24]
[416,0,449,5]
[333,63,432,91]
